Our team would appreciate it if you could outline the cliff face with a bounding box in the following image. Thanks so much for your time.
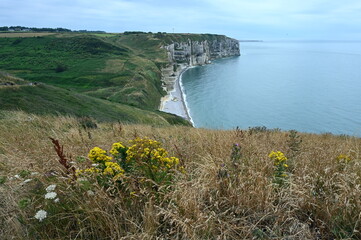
[163,36,240,66]
[159,34,240,114]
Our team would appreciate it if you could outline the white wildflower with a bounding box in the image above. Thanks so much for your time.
[54,198,60,203]
[14,175,20,179]
[45,184,56,192]
[34,210,47,222]
[45,192,57,200]
[87,190,95,196]
[20,179,32,186]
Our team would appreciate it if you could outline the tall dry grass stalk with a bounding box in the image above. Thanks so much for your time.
[1,110,361,239]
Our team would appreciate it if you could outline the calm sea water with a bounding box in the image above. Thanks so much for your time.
[181,41,361,136]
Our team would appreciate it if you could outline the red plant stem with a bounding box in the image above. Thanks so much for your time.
[49,137,76,179]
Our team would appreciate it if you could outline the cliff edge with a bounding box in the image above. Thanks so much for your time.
[159,34,240,120]
[163,34,240,66]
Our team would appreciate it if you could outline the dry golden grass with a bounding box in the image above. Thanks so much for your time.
[1,110,361,239]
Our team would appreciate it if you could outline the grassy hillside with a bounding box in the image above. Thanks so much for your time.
[0,33,166,109]
[0,73,189,126]
[1,112,361,239]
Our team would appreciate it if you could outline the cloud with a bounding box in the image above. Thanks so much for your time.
[1,0,360,39]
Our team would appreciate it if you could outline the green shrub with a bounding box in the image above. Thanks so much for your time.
[54,64,67,73]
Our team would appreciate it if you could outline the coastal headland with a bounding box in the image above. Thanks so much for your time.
[159,35,240,123]
[0,31,239,126]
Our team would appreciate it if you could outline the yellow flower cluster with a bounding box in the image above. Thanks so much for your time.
[269,151,288,168]
[269,151,289,184]
[126,137,180,170]
[78,138,183,187]
[76,167,101,176]
[126,138,160,159]
[80,146,125,181]
[88,147,112,163]
[110,142,126,156]
[337,154,351,164]
[104,162,125,180]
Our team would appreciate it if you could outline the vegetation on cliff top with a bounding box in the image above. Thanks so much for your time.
[1,111,361,239]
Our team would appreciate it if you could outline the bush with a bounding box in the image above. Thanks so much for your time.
[54,64,67,73]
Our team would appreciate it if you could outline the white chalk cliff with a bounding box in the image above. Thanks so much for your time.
[163,36,240,66]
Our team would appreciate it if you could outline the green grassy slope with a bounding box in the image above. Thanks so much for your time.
[0,34,165,109]
[0,83,189,125]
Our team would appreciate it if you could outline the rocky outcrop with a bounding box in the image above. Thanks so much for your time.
[163,36,240,66]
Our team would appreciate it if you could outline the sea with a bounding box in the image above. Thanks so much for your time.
[181,41,361,136]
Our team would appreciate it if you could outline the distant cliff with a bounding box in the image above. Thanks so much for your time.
[163,34,240,66]
[159,34,240,114]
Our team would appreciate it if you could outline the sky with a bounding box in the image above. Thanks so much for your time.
[1,0,361,40]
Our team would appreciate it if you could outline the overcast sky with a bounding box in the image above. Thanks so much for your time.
[1,0,361,40]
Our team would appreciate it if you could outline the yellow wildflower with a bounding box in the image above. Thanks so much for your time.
[84,167,101,174]
[76,167,101,176]
[103,162,125,179]
[88,147,112,163]
[103,167,114,175]
[110,142,126,156]
[170,157,180,165]
[337,154,351,164]
[269,151,287,166]
[105,162,123,171]
[179,166,186,174]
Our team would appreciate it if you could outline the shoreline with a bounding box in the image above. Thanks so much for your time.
[159,64,193,125]
[177,67,193,123]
